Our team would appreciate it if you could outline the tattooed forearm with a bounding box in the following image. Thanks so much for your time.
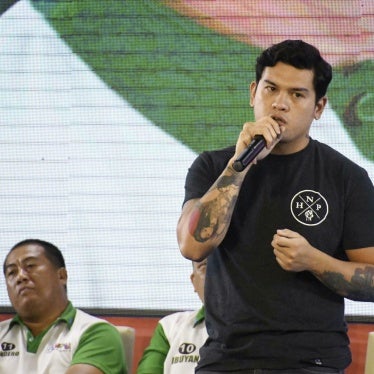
[318,266,374,301]
[216,174,242,189]
[189,173,241,243]
[191,201,220,242]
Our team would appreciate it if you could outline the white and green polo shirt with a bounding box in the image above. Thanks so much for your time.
[0,302,127,373]
[137,307,207,374]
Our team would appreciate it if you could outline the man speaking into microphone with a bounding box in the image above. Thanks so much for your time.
[177,40,374,374]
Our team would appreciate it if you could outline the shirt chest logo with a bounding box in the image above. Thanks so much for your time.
[0,342,19,358]
[290,190,328,226]
[171,342,200,365]
[47,342,71,353]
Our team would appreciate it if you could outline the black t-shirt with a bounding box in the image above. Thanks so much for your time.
[183,139,374,370]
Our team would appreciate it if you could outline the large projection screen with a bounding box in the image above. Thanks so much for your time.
[0,0,373,318]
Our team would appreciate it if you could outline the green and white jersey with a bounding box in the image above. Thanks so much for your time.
[137,307,207,374]
[0,302,127,374]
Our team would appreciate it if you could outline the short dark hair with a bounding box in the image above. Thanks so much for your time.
[3,239,66,274]
[255,40,332,102]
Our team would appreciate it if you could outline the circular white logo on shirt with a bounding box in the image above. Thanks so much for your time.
[290,190,328,226]
[178,343,197,354]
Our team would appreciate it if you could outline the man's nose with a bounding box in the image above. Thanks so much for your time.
[15,267,28,283]
[272,93,289,111]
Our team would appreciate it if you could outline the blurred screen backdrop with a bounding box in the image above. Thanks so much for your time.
[0,0,373,318]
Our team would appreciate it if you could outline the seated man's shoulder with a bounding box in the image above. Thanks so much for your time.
[0,318,12,335]
[160,309,200,329]
[72,309,118,336]
[74,309,109,324]
[0,318,11,327]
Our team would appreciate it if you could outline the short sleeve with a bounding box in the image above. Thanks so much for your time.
[184,147,234,205]
[71,322,127,374]
[343,168,374,249]
[136,322,170,374]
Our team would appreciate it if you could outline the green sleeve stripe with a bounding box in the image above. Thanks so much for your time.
[71,322,127,373]
[137,322,170,374]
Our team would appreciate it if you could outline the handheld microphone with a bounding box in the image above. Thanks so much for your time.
[232,135,266,172]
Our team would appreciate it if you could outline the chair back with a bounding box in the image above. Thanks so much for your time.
[116,325,135,373]
[365,331,374,374]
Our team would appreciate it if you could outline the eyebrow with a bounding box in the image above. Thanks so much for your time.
[4,256,39,270]
[264,79,310,93]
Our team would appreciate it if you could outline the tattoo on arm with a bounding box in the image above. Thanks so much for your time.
[188,173,241,243]
[319,266,374,301]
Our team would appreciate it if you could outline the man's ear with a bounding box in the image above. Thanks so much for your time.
[314,96,327,120]
[190,273,195,285]
[190,273,197,293]
[58,267,68,285]
[249,81,257,107]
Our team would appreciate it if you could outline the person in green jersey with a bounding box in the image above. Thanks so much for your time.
[1,239,127,374]
[137,258,208,374]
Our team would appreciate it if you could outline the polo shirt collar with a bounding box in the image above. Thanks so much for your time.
[9,301,76,332]
[193,306,205,327]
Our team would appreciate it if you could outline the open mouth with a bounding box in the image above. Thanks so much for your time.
[271,115,286,126]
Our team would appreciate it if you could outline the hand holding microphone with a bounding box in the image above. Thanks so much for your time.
[232,135,266,172]
[232,117,284,172]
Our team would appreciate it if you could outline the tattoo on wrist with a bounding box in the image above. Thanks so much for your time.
[320,266,374,301]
